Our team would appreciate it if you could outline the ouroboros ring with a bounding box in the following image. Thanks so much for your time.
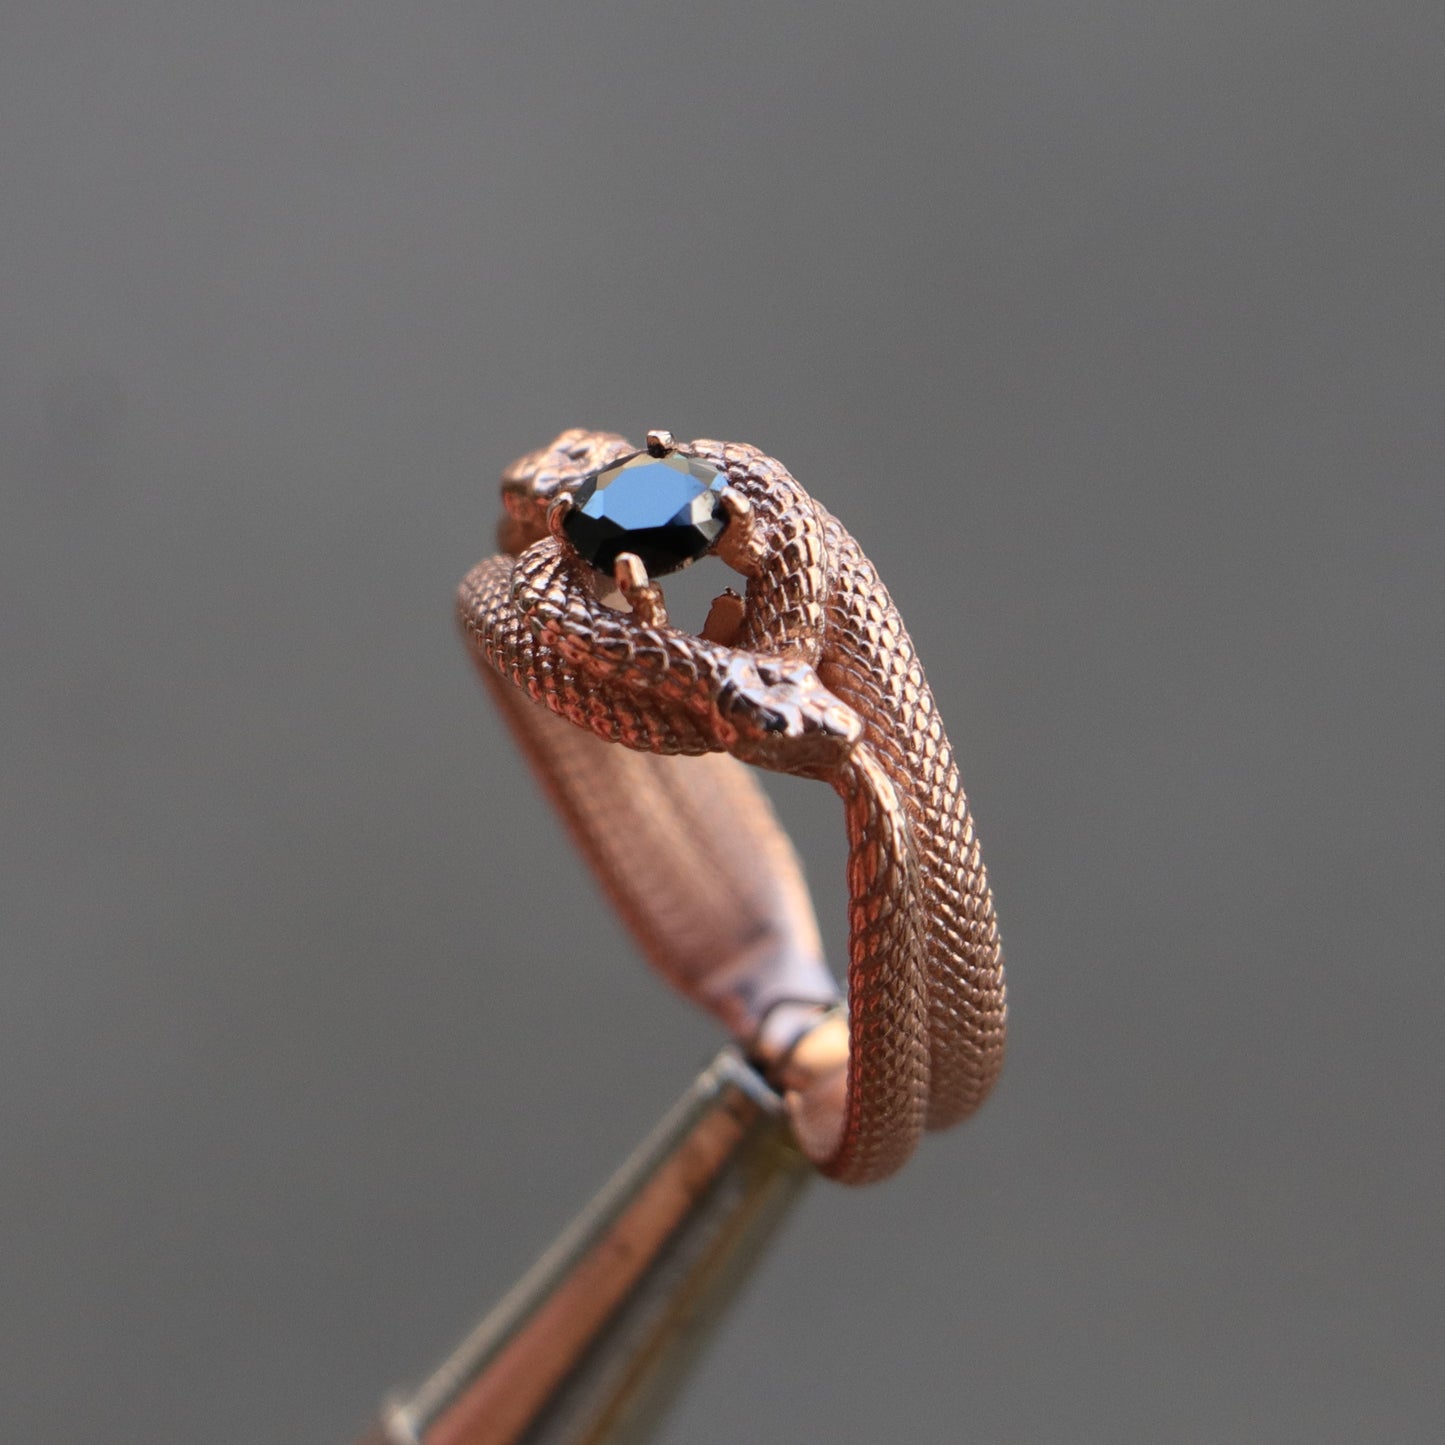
[458,429,1006,1185]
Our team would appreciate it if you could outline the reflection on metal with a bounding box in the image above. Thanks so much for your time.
[358,1050,810,1445]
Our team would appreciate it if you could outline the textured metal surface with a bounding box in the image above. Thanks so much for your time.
[459,430,1006,1184]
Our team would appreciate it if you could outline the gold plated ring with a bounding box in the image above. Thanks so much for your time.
[459,429,1006,1184]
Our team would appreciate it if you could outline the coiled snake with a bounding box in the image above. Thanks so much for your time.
[458,429,1005,1184]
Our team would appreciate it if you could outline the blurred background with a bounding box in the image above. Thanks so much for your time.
[3,3,1442,1441]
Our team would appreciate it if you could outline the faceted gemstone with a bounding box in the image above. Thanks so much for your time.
[561,450,729,576]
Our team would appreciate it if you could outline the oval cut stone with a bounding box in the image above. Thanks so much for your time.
[562,450,729,576]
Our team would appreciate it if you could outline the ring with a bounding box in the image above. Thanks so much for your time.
[458,428,1006,1184]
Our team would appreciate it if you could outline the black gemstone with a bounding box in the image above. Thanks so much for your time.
[561,450,728,576]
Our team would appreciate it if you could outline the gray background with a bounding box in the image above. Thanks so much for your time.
[2,3,1442,1441]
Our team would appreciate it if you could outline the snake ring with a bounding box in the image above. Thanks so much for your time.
[458,429,1006,1184]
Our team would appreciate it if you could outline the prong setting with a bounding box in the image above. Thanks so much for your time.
[645,429,676,457]
[613,551,650,596]
[701,588,747,646]
[546,492,574,542]
[714,485,765,576]
[613,550,669,628]
[719,486,752,524]
[560,447,727,577]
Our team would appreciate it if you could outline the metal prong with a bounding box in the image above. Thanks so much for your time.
[613,551,649,596]
[613,551,668,628]
[700,588,747,646]
[645,429,676,458]
[719,485,751,524]
[547,492,574,543]
[714,486,764,577]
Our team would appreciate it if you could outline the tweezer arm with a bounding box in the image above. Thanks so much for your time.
[357,1050,810,1445]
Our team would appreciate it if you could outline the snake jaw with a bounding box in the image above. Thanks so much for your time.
[714,655,863,772]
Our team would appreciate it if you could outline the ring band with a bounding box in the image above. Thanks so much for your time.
[458,429,1006,1184]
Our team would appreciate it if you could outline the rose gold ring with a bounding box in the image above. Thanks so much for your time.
[458,429,1006,1184]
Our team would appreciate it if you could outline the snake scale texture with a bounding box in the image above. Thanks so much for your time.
[458,430,1005,1184]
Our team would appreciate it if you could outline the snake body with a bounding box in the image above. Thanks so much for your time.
[459,430,1005,1184]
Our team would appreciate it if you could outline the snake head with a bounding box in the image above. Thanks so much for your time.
[497,429,634,553]
[713,655,863,772]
